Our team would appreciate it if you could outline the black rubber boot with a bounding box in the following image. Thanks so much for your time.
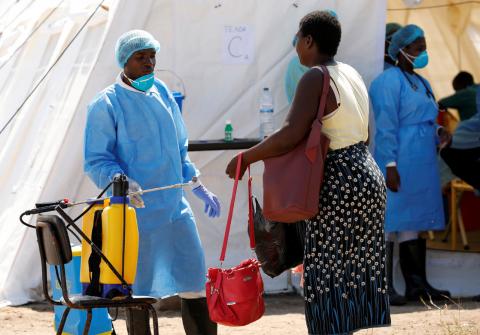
[399,238,451,301]
[126,307,151,335]
[386,241,407,306]
[181,297,217,335]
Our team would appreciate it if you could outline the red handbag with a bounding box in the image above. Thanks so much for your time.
[206,153,265,326]
[263,65,331,223]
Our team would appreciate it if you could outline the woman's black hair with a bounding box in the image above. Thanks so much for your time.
[299,10,341,57]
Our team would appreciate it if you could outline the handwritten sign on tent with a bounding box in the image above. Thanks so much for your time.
[222,25,254,65]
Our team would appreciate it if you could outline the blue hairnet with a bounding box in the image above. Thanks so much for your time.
[385,22,402,41]
[388,24,424,61]
[115,30,160,68]
[326,9,338,18]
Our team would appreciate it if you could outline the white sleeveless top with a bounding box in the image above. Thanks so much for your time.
[315,62,369,150]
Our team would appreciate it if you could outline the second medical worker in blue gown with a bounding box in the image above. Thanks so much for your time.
[369,25,451,302]
[84,30,219,335]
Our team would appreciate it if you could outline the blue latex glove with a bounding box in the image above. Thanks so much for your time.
[192,182,221,218]
[128,178,145,208]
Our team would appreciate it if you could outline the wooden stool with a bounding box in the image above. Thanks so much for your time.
[443,179,475,250]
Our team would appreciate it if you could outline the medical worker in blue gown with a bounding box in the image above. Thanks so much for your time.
[84,30,219,335]
[369,25,451,303]
[285,55,308,104]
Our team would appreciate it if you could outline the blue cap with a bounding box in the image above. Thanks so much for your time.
[115,30,160,68]
[388,24,424,61]
[386,22,402,41]
[326,9,338,18]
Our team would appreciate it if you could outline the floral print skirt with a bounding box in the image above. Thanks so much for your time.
[303,142,391,335]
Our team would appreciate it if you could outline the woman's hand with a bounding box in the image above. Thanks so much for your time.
[225,154,248,180]
[386,166,401,192]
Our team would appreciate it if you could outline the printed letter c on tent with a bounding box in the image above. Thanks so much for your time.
[228,36,243,58]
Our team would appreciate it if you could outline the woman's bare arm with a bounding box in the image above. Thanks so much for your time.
[226,68,333,179]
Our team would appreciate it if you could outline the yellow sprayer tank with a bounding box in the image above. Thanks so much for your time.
[80,199,106,285]
[99,196,139,287]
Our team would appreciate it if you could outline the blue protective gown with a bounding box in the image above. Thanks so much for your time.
[84,77,206,297]
[285,56,308,103]
[384,61,395,71]
[369,67,445,233]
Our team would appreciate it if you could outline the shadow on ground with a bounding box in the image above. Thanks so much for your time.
[10,293,480,319]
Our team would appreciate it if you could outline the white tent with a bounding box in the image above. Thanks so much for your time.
[0,0,388,306]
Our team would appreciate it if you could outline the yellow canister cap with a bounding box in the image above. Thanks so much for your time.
[71,245,82,257]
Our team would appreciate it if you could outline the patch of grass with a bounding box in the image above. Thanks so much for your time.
[420,295,479,335]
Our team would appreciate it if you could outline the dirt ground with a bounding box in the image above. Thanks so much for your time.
[1,294,479,335]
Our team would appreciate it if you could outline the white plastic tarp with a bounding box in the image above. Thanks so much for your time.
[149,0,386,293]
[0,0,386,306]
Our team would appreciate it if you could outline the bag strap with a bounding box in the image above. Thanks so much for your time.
[219,153,255,262]
[315,65,331,121]
[305,65,331,163]
[247,165,255,249]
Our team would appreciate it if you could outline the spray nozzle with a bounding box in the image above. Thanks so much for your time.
[112,174,129,197]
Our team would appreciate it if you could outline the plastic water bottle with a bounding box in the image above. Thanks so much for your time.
[224,120,233,142]
[259,87,274,138]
